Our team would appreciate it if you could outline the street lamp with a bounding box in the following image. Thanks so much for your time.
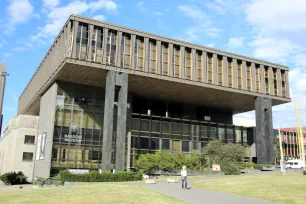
[278,120,285,175]
[0,72,9,77]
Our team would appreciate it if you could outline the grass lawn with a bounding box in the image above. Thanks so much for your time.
[192,172,306,204]
[0,183,186,204]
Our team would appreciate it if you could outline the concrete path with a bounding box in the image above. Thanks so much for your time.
[141,179,278,204]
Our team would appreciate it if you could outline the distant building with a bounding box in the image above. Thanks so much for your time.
[0,115,39,182]
[1,15,291,179]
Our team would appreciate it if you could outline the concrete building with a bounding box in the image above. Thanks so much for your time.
[11,15,290,178]
[0,115,39,182]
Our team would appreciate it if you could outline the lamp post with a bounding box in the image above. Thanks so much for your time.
[0,65,8,136]
[278,120,285,175]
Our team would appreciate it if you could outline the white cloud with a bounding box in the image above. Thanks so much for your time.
[5,0,34,34]
[3,53,12,58]
[89,0,117,12]
[227,37,244,48]
[177,5,208,21]
[205,2,226,15]
[93,15,106,21]
[136,1,147,13]
[206,43,215,48]
[43,0,60,8]
[153,12,163,16]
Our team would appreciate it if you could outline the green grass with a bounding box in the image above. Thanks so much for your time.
[192,172,306,204]
[0,183,186,204]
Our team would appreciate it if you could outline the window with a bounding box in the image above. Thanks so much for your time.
[246,62,251,91]
[256,65,260,92]
[196,51,202,81]
[207,53,213,84]
[89,151,101,160]
[162,139,170,150]
[235,128,242,144]
[91,27,103,63]
[173,45,180,78]
[182,141,190,152]
[22,152,33,161]
[140,137,149,149]
[106,30,117,65]
[228,58,233,88]
[218,56,223,86]
[273,68,278,95]
[265,67,269,94]
[161,43,169,76]
[185,48,192,80]
[52,148,58,159]
[151,138,160,150]
[135,36,144,71]
[76,24,88,60]
[24,135,35,144]
[120,33,131,69]
[149,40,157,73]
[172,140,180,152]
[237,60,243,89]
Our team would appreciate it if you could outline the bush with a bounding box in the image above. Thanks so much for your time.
[0,171,27,185]
[253,164,264,170]
[236,162,254,170]
[221,163,240,175]
[34,175,62,186]
[59,170,143,183]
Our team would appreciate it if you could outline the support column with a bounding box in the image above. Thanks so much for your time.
[157,41,161,75]
[285,71,290,98]
[131,35,136,70]
[115,72,129,171]
[192,49,196,81]
[169,44,174,77]
[260,65,265,94]
[144,38,149,73]
[213,53,218,85]
[202,51,207,83]
[251,63,256,92]
[233,59,238,89]
[255,97,274,165]
[181,46,185,79]
[72,21,79,59]
[268,67,273,95]
[242,61,247,90]
[223,56,228,87]
[116,32,123,67]
[277,69,282,97]
[87,24,94,62]
[102,28,109,65]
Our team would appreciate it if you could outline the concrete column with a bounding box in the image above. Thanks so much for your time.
[192,49,196,81]
[202,51,207,83]
[126,132,131,171]
[268,67,273,95]
[157,41,161,75]
[242,61,247,90]
[213,53,218,85]
[144,38,149,73]
[102,71,116,172]
[255,97,274,165]
[102,28,109,65]
[260,65,265,94]
[87,25,94,62]
[277,69,282,97]
[169,44,174,77]
[223,56,228,87]
[115,72,129,171]
[285,71,290,98]
[116,32,123,68]
[251,63,256,92]
[233,59,238,89]
[131,35,136,70]
[181,46,185,79]
[0,63,6,132]
[72,21,79,59]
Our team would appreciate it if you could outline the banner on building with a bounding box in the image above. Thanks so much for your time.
[39,132,47,160]
[35,134,42,160]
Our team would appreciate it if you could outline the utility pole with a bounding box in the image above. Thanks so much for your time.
[278,120,285,175]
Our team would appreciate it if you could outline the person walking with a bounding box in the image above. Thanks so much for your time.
[181,166,188,190]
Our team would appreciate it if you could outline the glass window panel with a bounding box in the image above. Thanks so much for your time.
[235,129,242,144]
[182,141,190,152]
[172,140,180,152]
[131,136,139,148]
[140,137,149,149]
[151,138,160,150]
[218,127,225,142]
[162,139,170,150]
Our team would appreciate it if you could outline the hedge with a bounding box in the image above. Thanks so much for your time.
[0,171,27,185]
[59,170,143,183]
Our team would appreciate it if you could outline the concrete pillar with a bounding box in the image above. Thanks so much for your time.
[102,71,116,172]
[268,67,273,95]
[169,44,173,77]
[202,51,207,83]
[251,63,256,92]
[102,28,109,65]
[285,71,290,98]
[87,25,94,62]
[260,65,265,94]
[115,72,129,171]
[255,97,274,165]
[277,69,281,97]
[192,49,196,81]
[116,32,123,67]
[131,35,136,70]
[233,59,238,89]
[157,41,161,75]
[223,56,228,87]
[181,46,185,79]
[213,54,218,85]
[72,21,79,59]
[144,38,149,73]
[242,61,247,90]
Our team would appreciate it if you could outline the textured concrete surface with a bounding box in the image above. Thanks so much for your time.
[143,180,278,204]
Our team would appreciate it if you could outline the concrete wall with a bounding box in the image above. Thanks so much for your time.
[33,83,58,179]
[0,115,39,182]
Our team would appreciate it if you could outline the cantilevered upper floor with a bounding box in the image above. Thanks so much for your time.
[18,15,291,116]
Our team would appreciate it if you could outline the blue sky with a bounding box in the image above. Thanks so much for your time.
[0,0,305,129]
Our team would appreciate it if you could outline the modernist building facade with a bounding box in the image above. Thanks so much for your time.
[15,15,290,178]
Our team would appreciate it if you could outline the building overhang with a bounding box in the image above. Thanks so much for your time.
[22,59,291,116]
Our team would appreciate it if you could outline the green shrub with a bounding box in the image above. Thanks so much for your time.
[236,162,254,170]
[221,163,240,175]
[34,175,62,186]
[253,164,264,170]
[59,170,143,183]
[0,171,27,185]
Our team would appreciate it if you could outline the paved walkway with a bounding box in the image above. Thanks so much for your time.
[138,178,278,204]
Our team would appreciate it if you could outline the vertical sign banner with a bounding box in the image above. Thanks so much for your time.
[36,134,42,160]
[40,132,47,160]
